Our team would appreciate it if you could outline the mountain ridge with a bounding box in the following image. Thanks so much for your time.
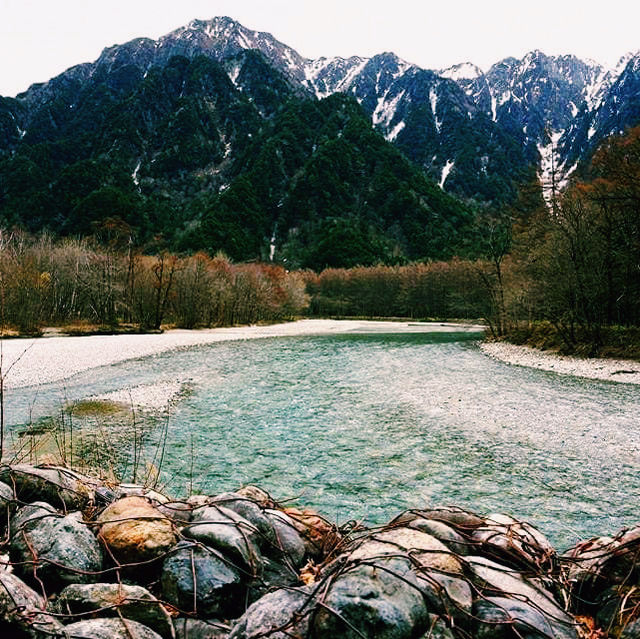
[2,16,640,268]
[7,15,640,195]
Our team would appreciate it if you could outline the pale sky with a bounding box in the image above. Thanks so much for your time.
[1,0,639,97]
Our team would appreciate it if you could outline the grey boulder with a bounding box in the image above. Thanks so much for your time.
[57,582,175,638]
[161,541,244,619]
[63,618,162,638]
[10,502,102,590]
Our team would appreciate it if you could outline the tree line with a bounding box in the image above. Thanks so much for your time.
[0,229,307,334]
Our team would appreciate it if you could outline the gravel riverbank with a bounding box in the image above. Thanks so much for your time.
[0,320,484,390]
[480,340,640,384]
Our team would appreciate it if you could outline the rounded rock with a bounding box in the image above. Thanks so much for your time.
[97,496,176,564]
[63,618,163,639]
[161,541,244,619]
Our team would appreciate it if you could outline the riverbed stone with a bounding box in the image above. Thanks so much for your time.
[467,556,571,624]
[0,571,64,638]
[349,527,464,575]
[186,505,262,576]
[157,501,194,524]
[236,485,274,508]
[417,570,473,625]
[63,618,163,638]
[10,502,102,590]
[264,509,307,568]
[595,584,640,636]
[621,619,640,638]
[392,507,485,533]
[97,496,176,564]
[56,582,175,638]
[419,615,456,638]
[312,557,430,638]
[0,480,14,515]
[229,586,314,638]
[161,541,244,618]
[474,595,578,639]
[116,484,170,504]
[0,464,96,510]
[174,618,230,638]
[407,518,471,556]
[210,492,276,546]
[562,535,621,605]
[282,506,340,559]
[472,513,556,571]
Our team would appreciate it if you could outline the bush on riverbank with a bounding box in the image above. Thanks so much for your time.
[0,231,308,333]
[502,321,640,360]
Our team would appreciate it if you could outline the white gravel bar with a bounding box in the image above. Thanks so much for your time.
[0,319,483,390]
[480,341,640,384]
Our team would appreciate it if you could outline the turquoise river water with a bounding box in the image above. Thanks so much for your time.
[6,325,640,550]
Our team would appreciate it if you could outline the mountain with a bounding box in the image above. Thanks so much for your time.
[2,16,640,266]
[0,29,473,268]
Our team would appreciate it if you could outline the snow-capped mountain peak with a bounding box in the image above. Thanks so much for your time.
[439,62,484,81]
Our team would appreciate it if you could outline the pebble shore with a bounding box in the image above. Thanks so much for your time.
[480,341,640,384]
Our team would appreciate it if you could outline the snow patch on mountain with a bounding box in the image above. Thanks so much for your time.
[430,87,441,133]
[440,160,454,188]
[538,130,564,208]
[373,90,405,127]
[440,62,484,81]
[386,121,405,142]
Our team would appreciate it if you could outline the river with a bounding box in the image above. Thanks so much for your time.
[5,323,639,549]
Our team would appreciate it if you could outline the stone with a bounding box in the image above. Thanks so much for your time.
[562,536,620,605]
[236,485,273,508]
[467,556,572,624]
[349,527,464,575]
[597,525,640,586]
[312,557,429,638]
[472,513,556,570]
[157,501,194,524]
[391,507,485,532]
[116,484,170,504]
[474,596,578,639]
[174,618,230,638]
[622,619,640,639]
[161,541,244,619]
[254,556,302,597]
[407,518,471,556]
[10,502,102,590]
[210,492,277,547]
[62,618,163,638]
[419,615,456,638]
[97,496,176,563]
[417,570,473,625]
[595,585,640,637]
[229,587,313,638]
[0,571,64,638]
[0,464,96,510]
[0,480,14,518]
[57,582,175,638]
[283,506,341,559]
[264,509,306,568]
[185,505,262,577]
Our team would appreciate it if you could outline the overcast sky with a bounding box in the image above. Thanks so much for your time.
[1,0,639,97]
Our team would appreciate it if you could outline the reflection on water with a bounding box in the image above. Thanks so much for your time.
[6,328,640,549]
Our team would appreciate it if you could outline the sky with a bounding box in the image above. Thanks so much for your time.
[1,0,639,97]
